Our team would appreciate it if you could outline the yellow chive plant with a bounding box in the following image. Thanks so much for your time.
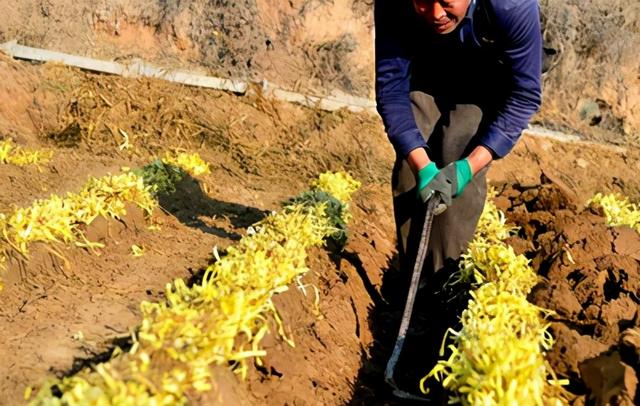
[1,173,156,257]
[589,193,640,233]
[422,192,568,405]
[162,152,211,177]
[0,139,53,168]
[0,173,156,292]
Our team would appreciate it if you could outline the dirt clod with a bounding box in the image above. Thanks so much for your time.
[579,351,638,406]
[498,179,640,400]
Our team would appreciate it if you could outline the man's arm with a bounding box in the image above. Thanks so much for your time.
[478,0,543,159]
[375,0,429,173]
[467,145,494,175]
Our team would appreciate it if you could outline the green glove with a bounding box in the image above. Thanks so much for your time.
[438,158,473,198]
[454,159,473,196]
[416,162,440,202]
[417,159,473,207]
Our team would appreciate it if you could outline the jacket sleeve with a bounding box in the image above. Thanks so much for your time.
[479,0,542,158]
[375,1,427,158]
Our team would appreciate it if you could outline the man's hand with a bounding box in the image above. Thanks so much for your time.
[435,158,473,202]
[432,145,494,208]
[409,147,446,203]
[414,156,471,208]
[412,145,493,209]
[416,161,440,202]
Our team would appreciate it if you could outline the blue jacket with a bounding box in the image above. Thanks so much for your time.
[375,0,542,158]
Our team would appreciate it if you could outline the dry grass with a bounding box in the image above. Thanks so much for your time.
[38,64,391,184]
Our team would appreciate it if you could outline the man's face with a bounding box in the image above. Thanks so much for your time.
[412,0,471,34]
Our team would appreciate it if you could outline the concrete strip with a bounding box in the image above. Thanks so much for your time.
[0,40,248,94]
[260,81,377,113]
[122,59,247,93]
[0,40,124,75]
[525,126,628,154]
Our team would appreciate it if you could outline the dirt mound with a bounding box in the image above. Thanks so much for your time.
[495,181,640,404]
[0,54,58,144]
[0,204,225,403]
[209,186,397,405]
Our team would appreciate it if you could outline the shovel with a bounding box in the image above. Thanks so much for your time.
[384,195,445,401]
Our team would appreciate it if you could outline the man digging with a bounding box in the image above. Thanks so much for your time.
[375,0,543,396]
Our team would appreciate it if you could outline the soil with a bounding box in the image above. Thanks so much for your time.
[0,54,394,405]
[493,181,640,405]
[1,52,640,405]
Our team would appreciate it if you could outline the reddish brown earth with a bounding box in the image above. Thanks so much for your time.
[496,182,640,405]
[1,54,640,405]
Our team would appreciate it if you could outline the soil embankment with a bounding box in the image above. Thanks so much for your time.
[0,0,637,144]
[0,0,374,98]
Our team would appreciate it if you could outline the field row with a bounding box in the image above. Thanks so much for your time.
[26,172,360,404]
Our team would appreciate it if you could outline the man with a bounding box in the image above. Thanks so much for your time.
[375,0,542,275]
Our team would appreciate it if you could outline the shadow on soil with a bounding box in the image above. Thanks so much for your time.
[158,173,269,240]
[348,252,471,405]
